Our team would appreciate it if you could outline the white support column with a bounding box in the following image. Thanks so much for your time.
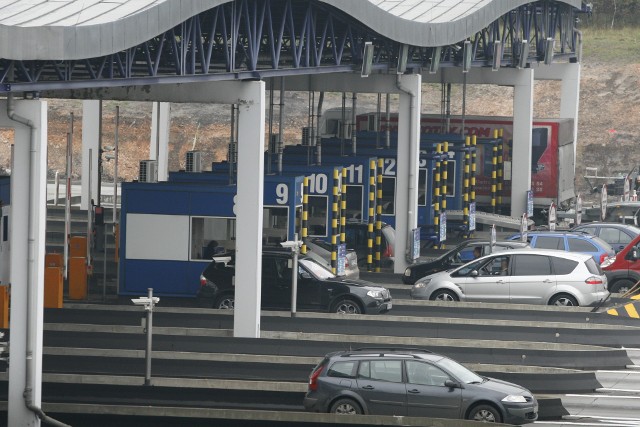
[559,63,581,173]
[511,69,535,216]
[1,99,47,426]
[150,102,171,181]
[394,74,422,274]
[234,81,265,338]
[81,100,100,209]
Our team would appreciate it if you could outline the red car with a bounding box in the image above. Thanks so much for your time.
[601,234,640,294]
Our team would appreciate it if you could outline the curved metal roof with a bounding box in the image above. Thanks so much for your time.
[0,0,582,61]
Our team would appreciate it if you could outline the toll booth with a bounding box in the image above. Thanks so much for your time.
[118,175,303,297]
[275,150,378,223]
[212,161,342,242]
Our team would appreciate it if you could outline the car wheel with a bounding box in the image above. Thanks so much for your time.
[332,298,362,314]
[548,293,578,307]
[610,279,635,294]
[330,398,362,415]
[468,404,502,423]
[430,289,459,302]
[214,294,235,310]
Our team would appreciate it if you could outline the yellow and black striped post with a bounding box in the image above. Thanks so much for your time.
[368,160,376,271]
[463,136,471,234]
[341,167,347,245]
[497,128,504,213]
[331,168,340,274]
[434,144,442,248]
[471,135,477,207]
[491,130,498,214]
[376,158,384,272]
[441,142,448,249]
[301,177,309,254]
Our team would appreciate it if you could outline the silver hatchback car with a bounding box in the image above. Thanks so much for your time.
[410,249,608,306]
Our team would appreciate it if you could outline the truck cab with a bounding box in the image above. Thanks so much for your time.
[601,234,640,294]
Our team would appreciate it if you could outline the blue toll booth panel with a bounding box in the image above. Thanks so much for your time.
[119,175,303,297]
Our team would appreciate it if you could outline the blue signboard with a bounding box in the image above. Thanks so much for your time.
[337,244,347,276]
[411,228,420,260]
[526,190,534,217]
[439,212,447,242]
[469,202,476,232]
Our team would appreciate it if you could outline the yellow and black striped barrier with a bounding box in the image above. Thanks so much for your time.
[606,295,640,318]
[470,135,477,207]
[497,128,504,214]
[341,167,347,245]
[375,159,383,272]
[301,177,309,254]
[463,136,471,234]
[441,142,448,249]
[331,168,340,274]
[434,144,442,248]
[491,130,498,214]
[367,160,376,271]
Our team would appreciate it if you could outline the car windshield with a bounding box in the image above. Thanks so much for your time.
[299,258,335,280]
[435,357,484,384]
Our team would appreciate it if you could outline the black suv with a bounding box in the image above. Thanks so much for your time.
[402,240,529,284]
[197,248,392,314]
[304,347,537,424]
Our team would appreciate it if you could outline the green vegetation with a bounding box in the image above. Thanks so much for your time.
[581,27,640,64]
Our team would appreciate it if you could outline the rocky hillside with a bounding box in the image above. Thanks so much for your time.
[0,32,638,198]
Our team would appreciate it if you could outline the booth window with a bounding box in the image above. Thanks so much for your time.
[263,206,288,245]
[381,177,396,215]
[308,195,328,237]
[345,185,363,220]
[418,169,427,206]
[446,160,456,197]
[191,217,236,261]
[295,206,302,239]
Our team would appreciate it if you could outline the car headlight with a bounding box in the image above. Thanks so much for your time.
[502,395,527,403]
[413,279,431,289]
[404,268,412,277]
[367,290,383,299]
[600,256,615,268]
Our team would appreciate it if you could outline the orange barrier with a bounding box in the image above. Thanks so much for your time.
[0,286,8,328]
[70,236,87,258]
[45,253,64,268]
[68,257,87,300]
[44,267,64,308]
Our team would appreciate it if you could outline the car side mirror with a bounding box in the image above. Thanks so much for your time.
[469,270,479,278]
[444,380,461,389]
[629,248,639,261]
[300,270,312,280]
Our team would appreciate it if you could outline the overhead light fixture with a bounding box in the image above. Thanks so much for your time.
[492,40,502,71]
[462,40,472,73]
[397,44,409,74]
[544,37,555,65]
[517,40,529,69]
[361,41,374,77]
[429,46,441,74]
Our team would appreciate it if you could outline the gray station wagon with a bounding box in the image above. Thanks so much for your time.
[304,348,538,424]
[410,249,608,306]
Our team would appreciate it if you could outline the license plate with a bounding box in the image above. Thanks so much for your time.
[386,302,392,310]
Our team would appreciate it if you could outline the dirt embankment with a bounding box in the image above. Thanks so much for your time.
[1,61,638,190]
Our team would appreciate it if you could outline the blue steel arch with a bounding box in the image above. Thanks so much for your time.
[0,0,584,93]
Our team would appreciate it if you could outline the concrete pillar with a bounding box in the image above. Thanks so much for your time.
[81,100,101,209]
[234,81,265,338]
[559,63,581,173]
[511,69,534,216]
[0,99,47,426]
[394,74,422,274]
[150,102,170,181]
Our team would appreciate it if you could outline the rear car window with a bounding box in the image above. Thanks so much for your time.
[327,361,357,379]
[567,237,598,252]
[551,256,578,275]
[513,255,552,276]
[591,236,615,253]
[534,236,564,250]
[585,258,603,275]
